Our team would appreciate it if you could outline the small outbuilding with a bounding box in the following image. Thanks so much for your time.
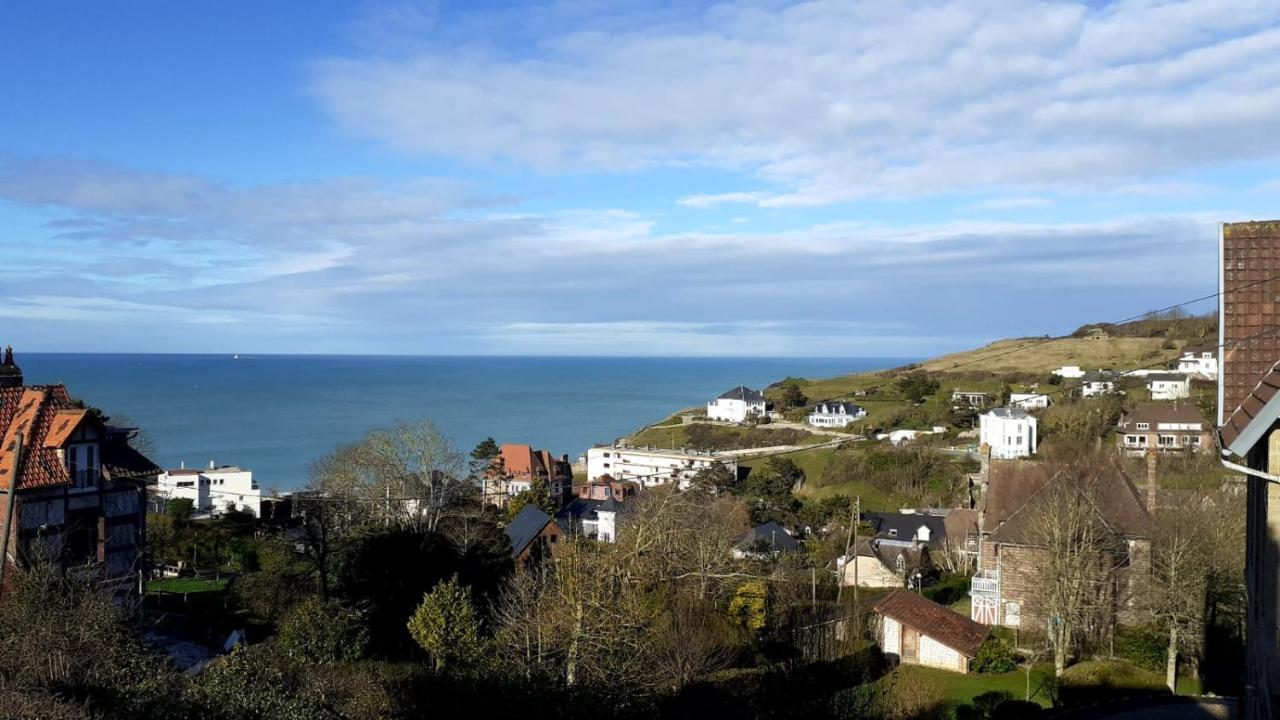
[872,588,990,673]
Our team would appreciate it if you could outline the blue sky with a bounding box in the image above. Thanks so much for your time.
[2,0,1279,357]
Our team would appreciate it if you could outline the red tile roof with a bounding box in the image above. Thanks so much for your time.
[1221,221,1280,423]
[873,588,990,657]
[0,385,83,491]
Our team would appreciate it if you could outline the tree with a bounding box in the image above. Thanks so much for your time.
[408,575,490,675]
[689,461,738,494]
[167,497,195,525]
[506,475,557,522]
[470,437,501,480]
[778,382,808,410]
[277,596,369,664]
[1025,457,1121,676]
[895,370,940,403]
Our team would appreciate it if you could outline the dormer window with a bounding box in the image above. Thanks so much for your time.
[888,528,898,538]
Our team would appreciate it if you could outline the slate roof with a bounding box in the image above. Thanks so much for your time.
[873,588,990,657]
[737,522,801,552]
[1081,370,1118,382]
[505,505,554,558]
[863,512,947,548]
[813,402,864,415]
[718,386,764,403]
[985,407,1029,420]
[1146,372,1189,383]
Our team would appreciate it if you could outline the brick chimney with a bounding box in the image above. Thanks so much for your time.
[1220,221,1280,425]
[1145,446,1158,512]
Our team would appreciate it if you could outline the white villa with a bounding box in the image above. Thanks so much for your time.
[1176,343,1217,380]
[1008,392,1049,410]
[808,401,867,428]
[1147,372,1191,401]
[156,461,261,517]
[585,446,737,488]
[978,408,1037,459]
[707,385,766,423]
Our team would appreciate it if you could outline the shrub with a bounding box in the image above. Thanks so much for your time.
[1114,624,1167,673]
[278,597,368,664]
[407,575,490,675]
[992,699,1043,719]
[971,636,1016,674]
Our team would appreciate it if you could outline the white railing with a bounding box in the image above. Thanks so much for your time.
[970,571,999,596]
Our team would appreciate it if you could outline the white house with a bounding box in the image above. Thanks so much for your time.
[873,589,990,673]
[950,390,992,409]
[706,385,766,423]
[1052,365,1086,379]
[156,461,261,517]
[1176,343,1217,380]
[585,445,737,488]
[1146,372,1191,401]
[808,401,866,428]
[1008,392,1049,410]
[978,408,1037,459]
[1080,370,1120,398]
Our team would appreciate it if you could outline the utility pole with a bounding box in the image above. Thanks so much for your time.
[811,566,816,608]
[0,432,23,595]
[836,494,860,604]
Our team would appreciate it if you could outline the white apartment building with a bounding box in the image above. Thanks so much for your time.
[706,386,767,423]
[1008,392,1049,410]
[585,446,737,488]
[156,461,261,517]
[1147,373,1191,401]
[808,401,867,428]
[978,408,1037,459]
[1052,365,1086,379]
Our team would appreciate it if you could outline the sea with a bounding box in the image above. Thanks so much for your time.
[18,354,911,492]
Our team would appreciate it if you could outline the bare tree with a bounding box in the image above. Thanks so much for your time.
[1026,458,1123,676]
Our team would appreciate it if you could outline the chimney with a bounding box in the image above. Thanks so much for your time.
[1220,221,1280,425]
[209,459,215,470]
[1145,447,1158,512]
[0,346,22,389]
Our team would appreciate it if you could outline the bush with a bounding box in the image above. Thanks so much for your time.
[992,699,1043,719]
[971,637,1016,674]
[278,597,368,664]
[1114,624,1167,673]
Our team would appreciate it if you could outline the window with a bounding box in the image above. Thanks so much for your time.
[1125,435,1142,446]
[1159,435,1177,447]
[1136,423,1149,430]
[1185,435,1201,446]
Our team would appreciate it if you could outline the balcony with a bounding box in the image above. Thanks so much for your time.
[970,570,999,596]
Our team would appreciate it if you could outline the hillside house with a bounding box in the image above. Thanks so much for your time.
[485,443,573,509]
[840,510,977,587]
[505,505,561,568]
[873,589,990,673]
[0,349,158,594]
[1177,342,1218,380]
[968,462,1152,630]
[1115,403,1210,454]
[557,494,625,543]
[706,386,767,423]
[978,408,1037,459]
[585,445,736,488]
[733,521,801,559]
[1079,370,1121,397]
[1008,392,1049,410]
[1147,372,1192,400]
[156,461,261,517]
[807,401,866,428]
[950,390,992,410]
[1216,220,1280,719]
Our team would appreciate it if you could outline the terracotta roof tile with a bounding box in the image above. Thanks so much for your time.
[1221,360,1280,451]
[873,588,990,657]
[0,385,83,491]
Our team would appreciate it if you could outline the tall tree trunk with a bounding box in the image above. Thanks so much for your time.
[1166,624,1178,693]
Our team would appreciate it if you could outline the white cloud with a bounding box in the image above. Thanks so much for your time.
[311,0,1280,205]
[677,192,770,208]
[966,196,1054,211]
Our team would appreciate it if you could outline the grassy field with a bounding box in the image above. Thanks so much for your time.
[919,337,1181,375]
[891,663,1057,708]
[146,577,230,594]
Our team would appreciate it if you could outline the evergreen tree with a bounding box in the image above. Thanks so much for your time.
[407,575,489,675]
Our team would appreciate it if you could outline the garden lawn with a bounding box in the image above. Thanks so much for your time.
[146,578,230,595]
[890,663,1057,709]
